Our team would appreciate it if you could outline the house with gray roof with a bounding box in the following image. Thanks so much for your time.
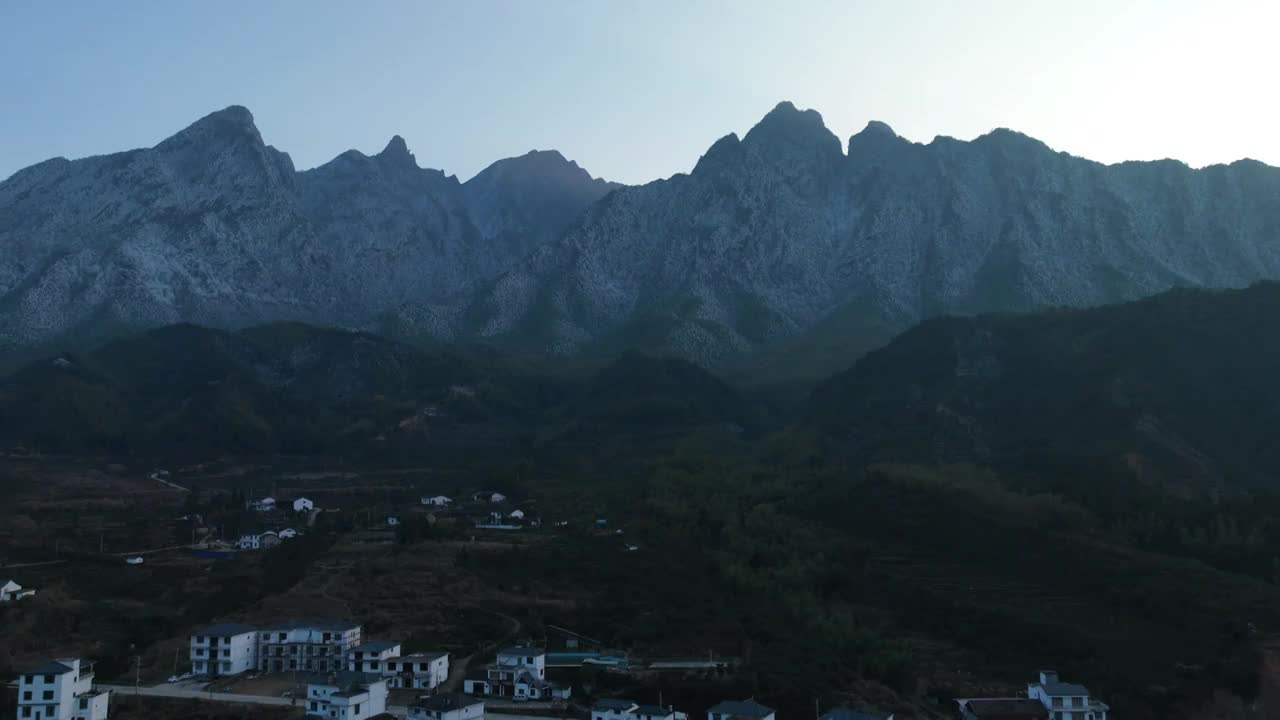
[306,671,387,720]
[1027,671,1108,720]
[707,699,775,720]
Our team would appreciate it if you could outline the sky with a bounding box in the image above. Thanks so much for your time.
[2,0,1278,185]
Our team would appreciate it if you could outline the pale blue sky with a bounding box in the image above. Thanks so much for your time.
[3,0,1277,184]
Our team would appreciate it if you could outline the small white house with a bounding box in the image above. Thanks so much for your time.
[250,497,276,512]
[347,642,403,673]
[1027,671,1108,720]
[387,516,401,527]
[421,495,453,507]
[410,693,484,720]
[124,556,144,565]
[473,491,506,504]
[293,498,314,512]
[17,658,110,720]
[1,579,36,603]
[508,509,525,520]
[191,623,258,677]
[594,699,640,720]
[238,534,261,551]
[386,652,450,690]
[279,528,298,539]
[306,671,388,720]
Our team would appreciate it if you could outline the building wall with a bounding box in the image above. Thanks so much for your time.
[191,632,257,676]
[17,664,84,720]
[258,626,362,672]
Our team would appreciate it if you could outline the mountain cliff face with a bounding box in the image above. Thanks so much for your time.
[461,102,1280,370]
[0,107,618,354]
[4,102,1280,373]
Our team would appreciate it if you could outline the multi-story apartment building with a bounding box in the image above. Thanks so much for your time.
[189,623,258,677]
[257,621,362,673]
[15,658,109,720]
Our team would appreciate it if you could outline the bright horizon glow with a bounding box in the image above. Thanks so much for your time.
[3,0,1279,185]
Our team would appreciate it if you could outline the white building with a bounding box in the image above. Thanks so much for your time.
[1028,671,1109,720]
[305,671,387,720]
[280,529,299,539]
[1,579,37,602]
[347,642,402,673]
[385,652,450,689]
[593,699,639,720]
[421,496,453,507]
[410,694,484,720]
[238,534,261,551]
[190,623,257,677]
[594,700,688,720]
[707,700,775,720]
[258,622,362,673]
[464,647,566,699]
[473,491,506,504]
[250,497,276,512]
[508,510,525,520]
[16,658,109,720]
[293,498,315,512]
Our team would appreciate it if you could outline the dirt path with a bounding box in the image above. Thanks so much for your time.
[149,471,189,492]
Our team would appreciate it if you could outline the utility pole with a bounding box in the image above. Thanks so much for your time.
[134,653,141,709]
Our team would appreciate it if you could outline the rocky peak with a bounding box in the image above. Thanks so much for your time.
[377,135,418,168]
[742,101,843,161]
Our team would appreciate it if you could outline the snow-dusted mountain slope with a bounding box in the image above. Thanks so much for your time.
[459,102,1280,367]
[0,106,618,352]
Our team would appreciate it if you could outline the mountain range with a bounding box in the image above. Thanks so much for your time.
[3,102,1280,376]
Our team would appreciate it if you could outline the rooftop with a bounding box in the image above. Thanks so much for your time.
[25,660,75,676]
[263,620,361,633]
[708,699,775,718]
[958,698,1049,720]
[400,651,449,661]
[1031,680,1090,697]
[351,641,401,653]
[593,699,638,711]
[193,622,258,637]
[499,646,545,656]
[414,694,484,712]
[634,705,675,716]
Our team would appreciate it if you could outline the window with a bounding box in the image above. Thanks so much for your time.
[354,703,361,714]
[1073,697,1084,708]
[388,662,397,671]
[43,674,54,683]
[42,691,53,700]
[23,691,31,700]
[222,649,230,657]
[195,649,204,657]
[1053,698,1063,708]
[1054,713,1063,720]
[80,699,88,709]
[419,663,429,672]
[311,701,318,711]
[24,674,34,683]
[290,660,298,670]
[21,708,31,718]
[279,633,287,641]
[371,661,380,670]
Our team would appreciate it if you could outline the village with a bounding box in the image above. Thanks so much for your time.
[0,459,1119,720]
